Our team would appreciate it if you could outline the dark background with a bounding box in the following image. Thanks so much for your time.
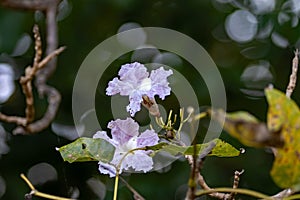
[0,0,299,199]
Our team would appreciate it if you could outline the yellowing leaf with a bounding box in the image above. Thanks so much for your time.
[265,88,300,188]
[58,137,115,163]
[209,88,300,188]
[148,139,240,157]
[210,109,283,148]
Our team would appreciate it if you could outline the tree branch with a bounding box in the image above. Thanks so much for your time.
[0,0,56,11]
[36,2,59,94]
[0,0,65,135]
[20,173,76,200]
[286,49,299,98]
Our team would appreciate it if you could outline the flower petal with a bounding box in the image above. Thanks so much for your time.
[93,131,110,140]
[123,152,154,172]
[127,92,143,116]
[137,129,159,148]
[118,62,149,82]
[106,77,133,96]
[106,62,149,97]
[93,131,118,146]
[108,118,139,144]
[98,161,117,178]
[148,67,173,99]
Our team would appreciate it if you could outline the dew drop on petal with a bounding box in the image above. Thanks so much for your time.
[225,10,258,43]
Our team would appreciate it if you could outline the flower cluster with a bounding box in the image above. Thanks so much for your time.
[95,62,173,177]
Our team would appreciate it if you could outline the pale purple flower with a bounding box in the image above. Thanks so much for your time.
[106,62,173,116]
[93,118,159,177]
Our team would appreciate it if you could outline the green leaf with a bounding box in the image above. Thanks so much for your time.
[210,109,284,148]
[57,137,115,163]
[209,139,241,157]
[148,139,240,157]
[265,88,300,188]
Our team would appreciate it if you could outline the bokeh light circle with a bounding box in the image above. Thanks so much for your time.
[225,10,258,43]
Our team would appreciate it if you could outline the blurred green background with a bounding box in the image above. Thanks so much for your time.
[0,0,300,199]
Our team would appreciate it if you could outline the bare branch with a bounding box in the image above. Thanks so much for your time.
[0,113,27,126]
[20,72,35,123]
[33,24,42,68]
[185,155,232,199]
[17,48,66,134]
[38,46,66,71]
[13,86,61,134]
[0,25,64,135]
[0,0,65,135]
[227,170,244,200]
[0,0,57,11]
[18,25,42,123]
[119,176,145,200]
[36,2,59,95]
[272,188,294,199]
[286,49,299,98]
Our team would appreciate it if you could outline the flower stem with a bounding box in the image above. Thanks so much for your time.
[285,194,300,200]
[113,174,119,200]
[20,173,75,200]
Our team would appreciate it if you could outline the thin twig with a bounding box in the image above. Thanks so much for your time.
[0,0,54,10]
[227,170,244,200]
[119,176,145,200]
[13,85,61,134]
[195,187,273,199]
[186,114,197,200]
[0,113,27,126]
[186,155,232,199]
[272,188,294,199]
[22,25,42,123]
[286,49,299,98]
[20,173,76,200]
